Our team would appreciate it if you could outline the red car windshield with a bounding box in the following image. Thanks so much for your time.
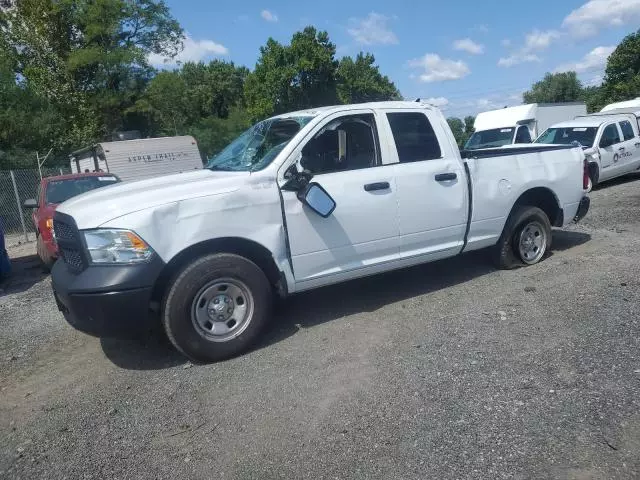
[45,176,119,204]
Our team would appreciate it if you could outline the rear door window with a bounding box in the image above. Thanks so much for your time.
[386,112,441,162]
[619,120,636,140]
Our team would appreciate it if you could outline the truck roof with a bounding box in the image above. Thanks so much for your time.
[42,172,118,183]
[270,101,437,120]
[549,114,632,128]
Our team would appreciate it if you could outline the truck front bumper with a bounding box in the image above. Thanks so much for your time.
[573,196,590,223]
[51,256,164,338]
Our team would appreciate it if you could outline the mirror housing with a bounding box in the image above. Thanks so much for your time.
[297,182,336,218]
[23,198,38,209]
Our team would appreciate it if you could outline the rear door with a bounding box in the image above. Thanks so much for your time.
[618,120,640,170]
[381,109,468,260]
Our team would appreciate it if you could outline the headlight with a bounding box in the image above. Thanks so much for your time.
[82,229,154,264]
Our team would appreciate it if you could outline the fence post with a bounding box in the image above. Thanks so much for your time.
[59,168,63,175]
[10,170,29,242]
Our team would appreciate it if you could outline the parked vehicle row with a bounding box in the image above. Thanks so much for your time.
[49,101,590,362]
[464,102,587,150]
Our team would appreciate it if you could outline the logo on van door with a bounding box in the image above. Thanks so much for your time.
[613,153,619,163]
[128,151,188,163]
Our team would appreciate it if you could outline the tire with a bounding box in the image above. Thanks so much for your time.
[493,206,552,270]
[162,253,272,363]
[588,162,600,189]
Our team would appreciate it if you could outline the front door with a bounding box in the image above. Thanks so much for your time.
[280,111,399,288]
[598,122,623,180]
[381,109,468,259]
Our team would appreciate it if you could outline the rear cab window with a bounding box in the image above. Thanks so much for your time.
[386,112,442,162]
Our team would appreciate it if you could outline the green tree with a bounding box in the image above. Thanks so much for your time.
[245,27,401,121]
[601,29,640,102]
[245,27,338,121]
[523,72,583,103]
[464,116,475,136]
[1,0,183,152]
[447,117,465,146]
[336,53,400,104]
[133,60,250,158]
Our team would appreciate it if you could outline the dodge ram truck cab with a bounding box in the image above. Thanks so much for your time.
[51,101,590,362]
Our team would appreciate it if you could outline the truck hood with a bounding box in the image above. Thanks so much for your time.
[57,169,251,228]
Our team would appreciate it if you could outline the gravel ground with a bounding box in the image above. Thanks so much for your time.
[1,176,639,480]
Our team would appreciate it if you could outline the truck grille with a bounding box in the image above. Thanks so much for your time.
[53,213,87,273]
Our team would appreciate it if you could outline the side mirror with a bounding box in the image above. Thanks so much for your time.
[23,198,38,209]
[297,182,336,218]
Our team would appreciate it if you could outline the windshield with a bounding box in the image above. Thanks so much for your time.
[534,127,598,147]
[207,116,314,172]
[464,127,515,150]
[45,176,120,204]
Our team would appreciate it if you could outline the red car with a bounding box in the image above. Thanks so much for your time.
[24,173,120,268]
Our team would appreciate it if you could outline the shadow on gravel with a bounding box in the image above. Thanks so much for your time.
[550,230,591,252]
[258,231,592,352]
[593,172,640,191]
[97,230,591,367]
[0,254,48,295]
[100,333,185,370]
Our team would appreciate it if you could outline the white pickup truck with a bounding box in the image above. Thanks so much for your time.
[51,101,590,362]
[535,113,640,187]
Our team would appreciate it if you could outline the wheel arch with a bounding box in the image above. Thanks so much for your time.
[511,186,563,227]
[151,237,284,305]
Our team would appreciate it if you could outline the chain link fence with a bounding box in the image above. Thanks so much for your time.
[0,167,70,248]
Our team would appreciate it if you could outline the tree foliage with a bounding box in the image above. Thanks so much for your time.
[447,116,475,148]
[245,27,400,121]
[523,72,583,104]
[601,29,640,102]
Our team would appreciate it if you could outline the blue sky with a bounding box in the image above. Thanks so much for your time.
[157,0,640,118]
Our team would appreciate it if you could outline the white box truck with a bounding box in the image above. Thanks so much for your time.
[465,103,587,150]
[601,97,640,112]
[69,136,203,182]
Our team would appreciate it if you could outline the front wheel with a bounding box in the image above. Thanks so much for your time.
[162,253,272,363]
[493,206,552,269]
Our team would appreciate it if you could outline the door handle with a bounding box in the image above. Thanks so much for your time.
[435,172,457,181]
[618,146,625,151]
[635,142,640,148]
[364,182,390,192]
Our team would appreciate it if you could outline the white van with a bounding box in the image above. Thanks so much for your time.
[601,97,640,112]
[69,136,203,182]
[465,103,587,150]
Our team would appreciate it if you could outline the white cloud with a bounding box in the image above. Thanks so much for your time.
[453,38,484,55]
[497,53,541,67]
[423,97,450,109]
[261,10,278,22]
[408,54,470,82]
[562,0,640,37]
[347,12,398,46]
[554,45,615,73]
[474,24,490,33]
[524,29,561,51]
[148,34,228,67]
[501,38,511,47]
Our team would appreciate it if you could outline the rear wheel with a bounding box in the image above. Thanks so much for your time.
[493,206,552,269]
[162,253,272,363]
